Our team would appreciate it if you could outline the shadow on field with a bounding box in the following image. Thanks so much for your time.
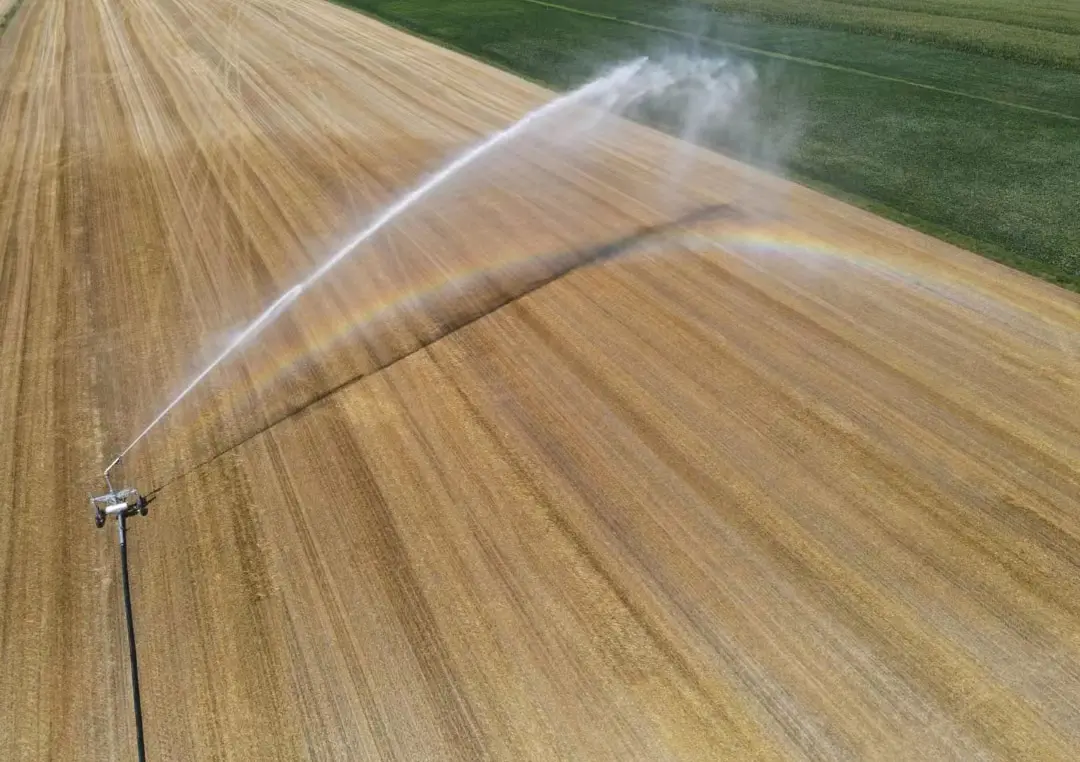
[149,202,742,495]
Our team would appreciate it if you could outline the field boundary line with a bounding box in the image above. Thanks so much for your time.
[0,0,27,40]
[518,0,1080,122]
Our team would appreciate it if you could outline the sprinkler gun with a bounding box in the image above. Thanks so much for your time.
[90,457,147,529]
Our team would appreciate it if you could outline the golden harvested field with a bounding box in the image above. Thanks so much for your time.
[2,0,1080,759]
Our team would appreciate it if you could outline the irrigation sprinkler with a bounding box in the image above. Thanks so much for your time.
[91,458,147,528]
[92,462,149,762]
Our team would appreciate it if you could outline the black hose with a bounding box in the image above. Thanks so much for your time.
[118,514,147,762]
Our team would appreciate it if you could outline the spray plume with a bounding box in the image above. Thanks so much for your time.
[106,54,757,474]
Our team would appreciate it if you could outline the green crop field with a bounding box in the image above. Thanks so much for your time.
[699,0,1080,69]
[337,0,1080,288]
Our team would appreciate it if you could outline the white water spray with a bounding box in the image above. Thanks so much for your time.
[107,54,759,475]
[106,58,654,473]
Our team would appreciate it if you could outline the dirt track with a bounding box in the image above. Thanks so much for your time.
[2,0,1080,759]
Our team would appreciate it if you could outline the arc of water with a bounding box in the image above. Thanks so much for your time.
[105,58,649,475]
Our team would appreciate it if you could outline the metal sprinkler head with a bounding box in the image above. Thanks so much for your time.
[90,458,148,528]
